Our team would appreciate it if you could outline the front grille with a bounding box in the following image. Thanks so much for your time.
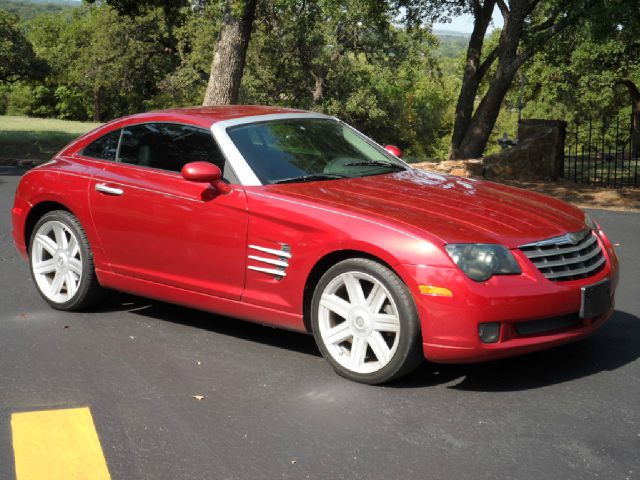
[519,229,605,281]
[514,314,581,336]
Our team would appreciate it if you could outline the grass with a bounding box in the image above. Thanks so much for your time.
[0,116,100,161]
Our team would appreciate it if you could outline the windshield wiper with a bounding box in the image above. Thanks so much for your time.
[273,173,346,184]
[343,160,405,170]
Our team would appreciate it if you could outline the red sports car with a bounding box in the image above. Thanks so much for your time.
[11,106,619,384]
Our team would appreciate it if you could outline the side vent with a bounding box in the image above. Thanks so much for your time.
[247,244,291,280]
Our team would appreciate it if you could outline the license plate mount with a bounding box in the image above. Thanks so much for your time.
[580,279,611,319]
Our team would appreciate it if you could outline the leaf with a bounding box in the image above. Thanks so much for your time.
[193,395,205,401]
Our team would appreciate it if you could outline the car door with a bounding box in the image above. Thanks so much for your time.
[87,122,248,300]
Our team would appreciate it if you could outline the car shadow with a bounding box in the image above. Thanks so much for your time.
[392,310,640,391]
[94,292,321,358]
[92,296,640,391]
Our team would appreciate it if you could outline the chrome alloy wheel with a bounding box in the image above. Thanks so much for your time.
[318,271,401,374]
[31,220,83,303]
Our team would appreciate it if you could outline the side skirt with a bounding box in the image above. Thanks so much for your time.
[96,269,306,333]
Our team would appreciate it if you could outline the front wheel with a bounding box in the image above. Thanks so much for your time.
[311,258,423,384]
[29,210,105,311]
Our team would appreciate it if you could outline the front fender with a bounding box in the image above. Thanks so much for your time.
[241,188,450,320]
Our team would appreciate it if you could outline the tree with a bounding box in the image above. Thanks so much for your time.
[519,0,639,151]
[86,0,258,106]
[27,5,176,120]
[240,0,454,158]
[396,0,594,159]
[0,10,43,83]
[456,1,597,159]
[202,0,257,105]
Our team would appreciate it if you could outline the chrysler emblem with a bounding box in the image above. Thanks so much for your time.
[567,232,582,245]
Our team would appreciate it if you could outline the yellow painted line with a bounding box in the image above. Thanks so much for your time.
[11,407,111,480]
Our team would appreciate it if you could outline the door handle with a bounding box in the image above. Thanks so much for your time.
[95,183,124,195]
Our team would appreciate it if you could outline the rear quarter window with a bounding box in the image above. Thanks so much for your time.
[81,129,121,161]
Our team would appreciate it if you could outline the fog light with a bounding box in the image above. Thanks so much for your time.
[478,322,501,343]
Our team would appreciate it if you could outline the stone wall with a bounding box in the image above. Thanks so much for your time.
[412,159,484,178]
[413,119,567,181]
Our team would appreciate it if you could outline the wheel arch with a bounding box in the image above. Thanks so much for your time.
[302,249,398,332]
[24,201,73,247]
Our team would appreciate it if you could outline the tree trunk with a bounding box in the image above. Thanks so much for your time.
[450,1,530,159]
[449,0,496,159]
[202,0,257,106]
[454,65,519,158]
[621,80,640,155]
[92,86,102,122]
[311,71,324,104]
[633,97,640,156]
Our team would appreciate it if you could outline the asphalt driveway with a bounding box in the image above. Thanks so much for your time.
[1,165,639,479]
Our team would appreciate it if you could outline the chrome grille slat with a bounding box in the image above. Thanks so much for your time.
[529,243,601,268]
[519,229,605,281]
[521,234,597,259]
[541,255,606,280]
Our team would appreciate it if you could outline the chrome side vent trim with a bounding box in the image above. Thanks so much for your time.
[248,244,291,258]
[247,244,291,279]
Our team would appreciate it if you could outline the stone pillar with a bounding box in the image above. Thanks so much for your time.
[518,119,566,179]
[482,119,567,180]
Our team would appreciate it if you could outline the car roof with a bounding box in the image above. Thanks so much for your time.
[125,105,310,128]
[60,105,318,157]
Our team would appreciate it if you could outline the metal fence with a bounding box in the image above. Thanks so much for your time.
[563,115,639,187]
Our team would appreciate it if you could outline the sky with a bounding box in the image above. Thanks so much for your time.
[433,5,503,34]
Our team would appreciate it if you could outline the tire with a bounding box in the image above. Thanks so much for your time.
[28,210,105,311]
[311,258,423,384]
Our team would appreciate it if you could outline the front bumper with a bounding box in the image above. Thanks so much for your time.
[12,196,29,261]
[399,237,619,363]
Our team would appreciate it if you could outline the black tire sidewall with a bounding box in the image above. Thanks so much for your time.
[310,258,422,384]
[28,210,95,311]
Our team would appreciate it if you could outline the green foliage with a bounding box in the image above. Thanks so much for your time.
[3,83,54,117]
[0,9,44,82]
[54,85,86,119]
[154,5,218,107]
[6,83,34,115]
[519,0,640,122]
[25,4,179,120]
[240,0,454,159]
[3,0,636,161]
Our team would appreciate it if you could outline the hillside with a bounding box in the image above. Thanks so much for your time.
[0,0,77,19]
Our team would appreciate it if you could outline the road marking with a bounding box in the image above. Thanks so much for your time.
[11,407,111,480]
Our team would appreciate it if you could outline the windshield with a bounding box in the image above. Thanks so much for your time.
[226,118,406,184]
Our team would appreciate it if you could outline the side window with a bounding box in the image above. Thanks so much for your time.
[118,123,230,178]
[81,129,121,161]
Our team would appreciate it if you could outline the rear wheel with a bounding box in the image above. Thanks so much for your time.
[29,210,105,310]
[311,258,423,384]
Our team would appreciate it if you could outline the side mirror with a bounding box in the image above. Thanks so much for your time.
[181,161,231,195]
[384,145,402,158]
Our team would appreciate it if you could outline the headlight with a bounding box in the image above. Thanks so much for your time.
[445,244,521,282]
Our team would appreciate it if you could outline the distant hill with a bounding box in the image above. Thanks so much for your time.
[0,0,78,20]
[434,33,469,60]
[433,29,470,38]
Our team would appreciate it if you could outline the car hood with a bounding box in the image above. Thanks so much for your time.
[266,169,586,248]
